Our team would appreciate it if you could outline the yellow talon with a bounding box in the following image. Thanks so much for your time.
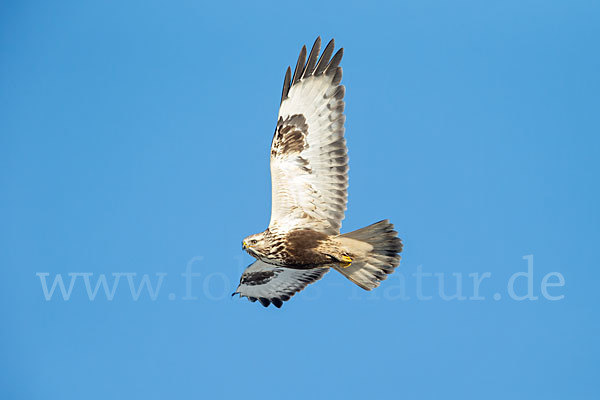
[340,255,352,268]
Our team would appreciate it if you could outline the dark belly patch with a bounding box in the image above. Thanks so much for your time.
[283,229,331,266]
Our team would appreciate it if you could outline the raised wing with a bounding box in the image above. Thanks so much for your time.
[233,260,329,308]
[269,37,348,235]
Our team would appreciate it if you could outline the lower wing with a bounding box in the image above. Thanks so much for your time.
[233,260,329,308]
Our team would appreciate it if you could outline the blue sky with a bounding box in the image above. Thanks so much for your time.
[1,1,599,399]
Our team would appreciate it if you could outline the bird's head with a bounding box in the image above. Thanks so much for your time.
[242,232,268,257]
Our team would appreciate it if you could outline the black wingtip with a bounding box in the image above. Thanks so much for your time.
[302,37,322,79]
[292,45,307,86]
[280,66,292,104]
[272,298,283,308]
[314,38,335,76]
[282,37,341,103]
[258,297,271,307]
[326,48,344,75]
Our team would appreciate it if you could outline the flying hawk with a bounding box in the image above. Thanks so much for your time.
[234,37,403,308]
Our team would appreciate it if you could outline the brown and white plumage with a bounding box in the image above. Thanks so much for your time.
[269,37,348,235]
[236,38,403,308]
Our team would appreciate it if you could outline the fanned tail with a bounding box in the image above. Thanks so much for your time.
[334,220,403,290]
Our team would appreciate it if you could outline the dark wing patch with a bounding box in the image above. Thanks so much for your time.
[240,270,278,286]
[233,260,329,308]
[271,114,309,158]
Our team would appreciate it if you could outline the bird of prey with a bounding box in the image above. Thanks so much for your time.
[233,37,403,308]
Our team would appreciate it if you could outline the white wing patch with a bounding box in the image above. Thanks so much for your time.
[233,260,329,308]
[269,38,348,235]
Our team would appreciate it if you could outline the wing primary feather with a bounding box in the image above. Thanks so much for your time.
[258,297,271,307]
[272,298,283,308]
[332,66,343,86]
[314,38,335,76]
[326,48,344,75]
[302,37,321,79]
[280,66,291,104]
[292,45,307,85]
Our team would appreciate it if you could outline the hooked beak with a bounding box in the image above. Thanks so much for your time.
[242,241,247,250]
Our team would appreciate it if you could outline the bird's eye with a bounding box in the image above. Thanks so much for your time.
[250,239,258,245]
